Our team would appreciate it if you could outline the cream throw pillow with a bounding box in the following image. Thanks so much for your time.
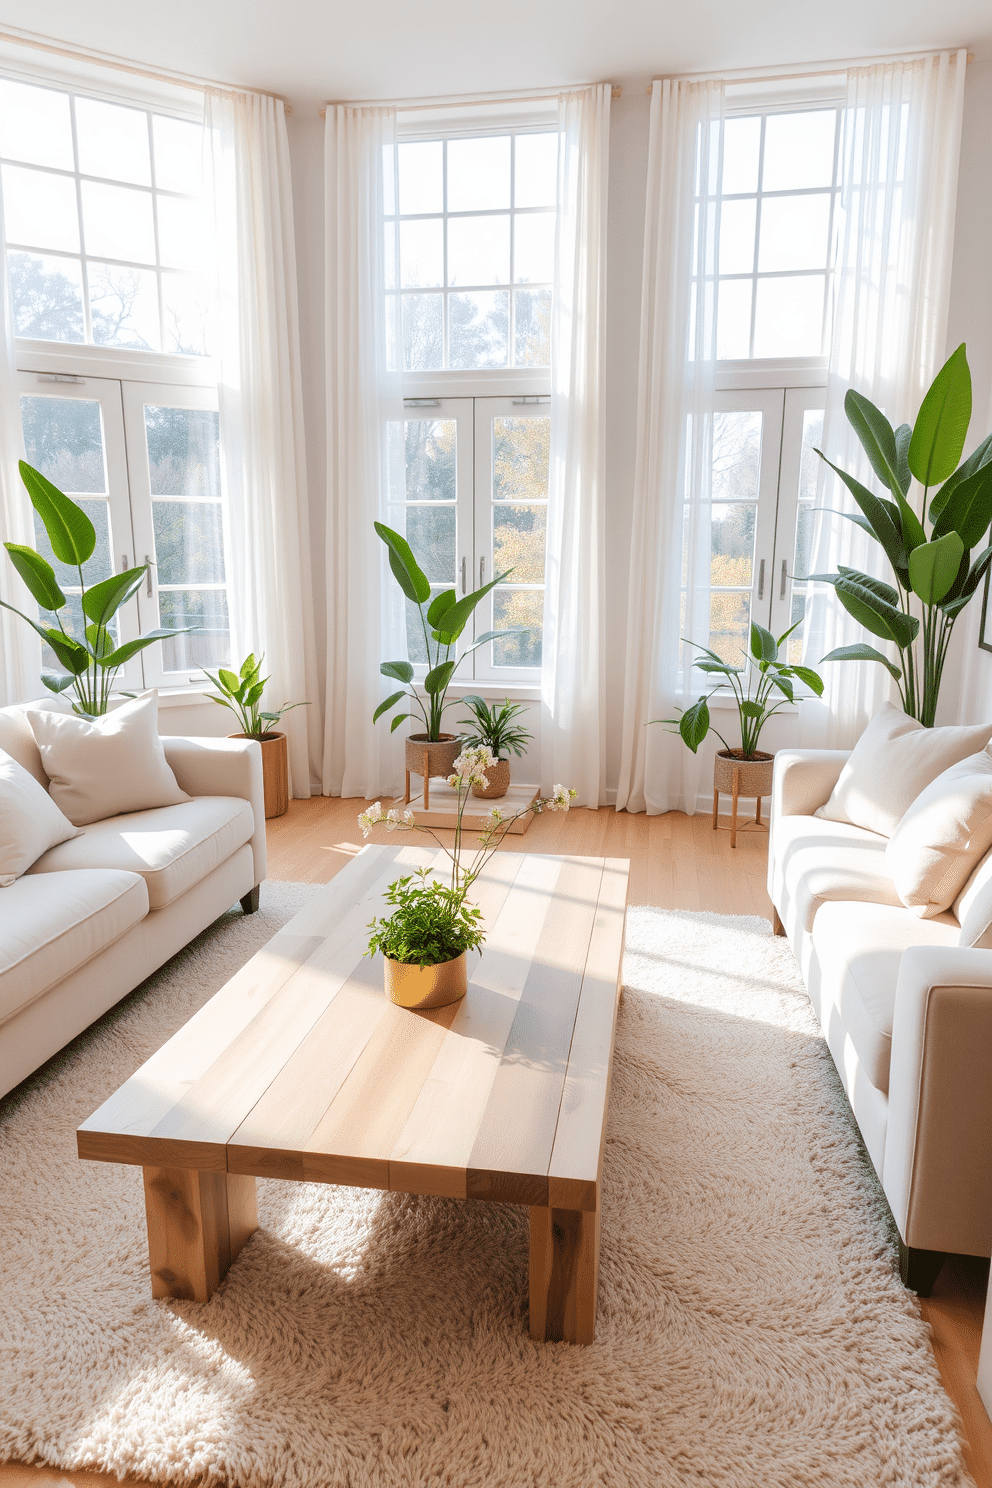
[0,747,80,885]
[885,749,992,918]
[815,703,992,838]
[26,691,190,827]
[953,849,992,949]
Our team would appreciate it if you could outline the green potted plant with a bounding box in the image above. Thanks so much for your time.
[457,695,532,799]
[0,460,189,716]
[372,522,522,807]
[809,343,992,726]
[204,653,308,819]
[360,749,576,1009]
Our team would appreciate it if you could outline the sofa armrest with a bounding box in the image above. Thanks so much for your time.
[162,736,266,888]
[882,947,992,1256]
[771,749,850,820]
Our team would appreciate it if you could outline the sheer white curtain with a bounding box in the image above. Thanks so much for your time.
[322,104,406,800]
[803,50,967,745]
[0,205,35,707]
[540,83,610,807]
[205,89,320,797]
[615,79,724,814]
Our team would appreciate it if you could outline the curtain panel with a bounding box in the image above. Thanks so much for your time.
[205,89,321,797]
[0,205,35,708]
[615,78,725,815]
[540,83,610,808]
[802,50,968,746]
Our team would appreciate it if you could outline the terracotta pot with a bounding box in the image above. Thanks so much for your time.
[713,748,774,799]
[230,730,288,819]
[384,950,468,1010]
[471,757,511,799]
[404,734,461,783]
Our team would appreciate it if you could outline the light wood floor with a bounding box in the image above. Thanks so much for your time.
[3,799,989,1488]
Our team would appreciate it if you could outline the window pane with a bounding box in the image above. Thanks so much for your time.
[716,278,751,359]
[32,500,112,588]
[447,214,509,286]
[514,288,551,367]
[400,218,443,287]
[158,588,229,671]
[494,505,546,583]
[449,291,508,369]
[0,80,74,171]
[494,588,542,667]
[447,136,510,213]
[799,409,824,499]
[405,586,449,664]
[2,164,79,253]
[711,503,755,586]
[153,500,225,585]
[721,116,760,195]
[762,110,836,192]
[514,133,557,209]
[21,394,106,492]
[162,273,211,356]
[494,417,550,500]
[402,293,443,370]
[718,198,756,276]
[9,251,84,342]
[406,504,455,584]
[753,275,825,357]
[404,419,456,501]
[81,181,156,263]
[514,211,554,283]
[75,97,151,187]
[145,407,221,496]
[712,411,761,500]
[89,263,160,350]
[398,140,443,215]
[758,193,831,273]
[152,115,204,194]
[708,591,750,666]
[157,194,208,270]
[793,502,815,580]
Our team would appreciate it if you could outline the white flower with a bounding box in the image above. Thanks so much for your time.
[451,744,498,789]
[486,805,505,826]
[357,801,384,838]
[547,783,578,813]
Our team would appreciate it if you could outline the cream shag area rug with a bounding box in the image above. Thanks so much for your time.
[0,886,974,1488]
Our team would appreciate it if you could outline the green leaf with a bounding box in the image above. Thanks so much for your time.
[99,628,191,668]
[458,627,521,656]
[374,521,431,605]
[433,569,513,642]
[740,699,765,717]
[893,424,912,496]
[373,689,406,722]
[941,543,992,616]
[381,659,415,684]
[815,452,909,572]
[694,660,734,676]
[84,622,115,659]
[750,621,777,662]
[679,697,710,753]
[789,665,825,697]
[426,589,457,627]
[929,431,992,524]
[932,460,992,548]
[18,461,96,565]
[820,642,902,682]
[424,659,456,695]
[833,574,919,649]
[3,543,65,610]
[389,712,411,734]
[845,390,905,498]
[217,667,240,695]
[908,532,965,604]
[40,669,75,694]
[80,566,145,627]
[770,674,794,702]
[909,343,972,487]
[243,680,266,709]
[240,653,260,679]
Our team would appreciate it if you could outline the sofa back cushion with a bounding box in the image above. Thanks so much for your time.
[886,750,992,918]
[815,703,992,838]
[0,748,79,885]
[954,846,992,949]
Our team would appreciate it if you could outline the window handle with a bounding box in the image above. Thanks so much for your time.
[120,554,128,572]
[757,558,765,600]
[780,559,787,600]
[461,557,467,595]
[145,555,153,598]
[479,556,485,587]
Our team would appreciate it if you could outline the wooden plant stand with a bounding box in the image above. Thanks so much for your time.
[712,749,774,849]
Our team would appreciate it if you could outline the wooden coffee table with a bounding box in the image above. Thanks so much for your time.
[77,845,629,1344]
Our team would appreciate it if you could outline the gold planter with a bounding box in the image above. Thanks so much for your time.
[712,749,774,849]
[471,757,510,799]
[230,730,288,819]
[384,951,468,1010]
[404,733,461,810]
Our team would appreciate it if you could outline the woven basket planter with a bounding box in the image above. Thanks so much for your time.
[405,734,460,782]
[230,730,288,819]
[713,749,774,799]
[472,758,511,799]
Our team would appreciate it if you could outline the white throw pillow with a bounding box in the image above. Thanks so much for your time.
[0,747,80,885]
[885,749,992,918]
[26,691,190,827]
[815,703,992,838]
[953,848,992,949]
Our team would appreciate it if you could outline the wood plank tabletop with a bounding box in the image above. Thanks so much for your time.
[78,845,629,1210]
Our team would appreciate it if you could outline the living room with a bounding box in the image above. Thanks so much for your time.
[0,0,991,1484]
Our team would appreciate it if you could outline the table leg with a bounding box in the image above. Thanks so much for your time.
[423,748,431,811]
[142,1166,257,1303]
[755,795,763,827]
[712,787,719,829]
[404,768,411,805]
[529,1202,601,1344]
[730,765,740,849]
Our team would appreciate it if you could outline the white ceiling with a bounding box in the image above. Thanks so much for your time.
[0,0,988,109]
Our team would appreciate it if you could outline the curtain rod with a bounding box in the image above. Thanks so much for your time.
[0,25,293,113]
[651,46,972,90]
[319,82,621,119]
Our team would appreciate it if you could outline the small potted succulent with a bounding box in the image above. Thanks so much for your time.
[457,695,532,799]
[205,653,308,819]
[360,748,575,1009]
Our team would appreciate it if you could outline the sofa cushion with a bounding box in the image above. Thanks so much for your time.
[772,814,903,935]
[809,901,959,1094]
[0,869,148,1024]
[26,796,255,910]
[953,847,992,950]
[0,748,79,886]
[886,749,992,918]
[815,702,992,838]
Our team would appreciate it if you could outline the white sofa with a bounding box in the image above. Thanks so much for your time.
[0,702,266,1101]
[768,748,992,1293]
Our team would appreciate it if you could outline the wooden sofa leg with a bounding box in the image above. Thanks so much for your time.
[772,907,786,937]
[899,1240,947,1296]
[240,886,260,915]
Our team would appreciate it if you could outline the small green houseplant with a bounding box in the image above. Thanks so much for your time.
[457,695,532,799]
[204,653,309,820]
[0,460,187,716]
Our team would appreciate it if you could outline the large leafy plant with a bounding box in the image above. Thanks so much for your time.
[811,344,992,726]
[457,695,532,759]
[204,652,308,738]
[659,621,824,757]
[1,460,185,716]
[373,521,521,741]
